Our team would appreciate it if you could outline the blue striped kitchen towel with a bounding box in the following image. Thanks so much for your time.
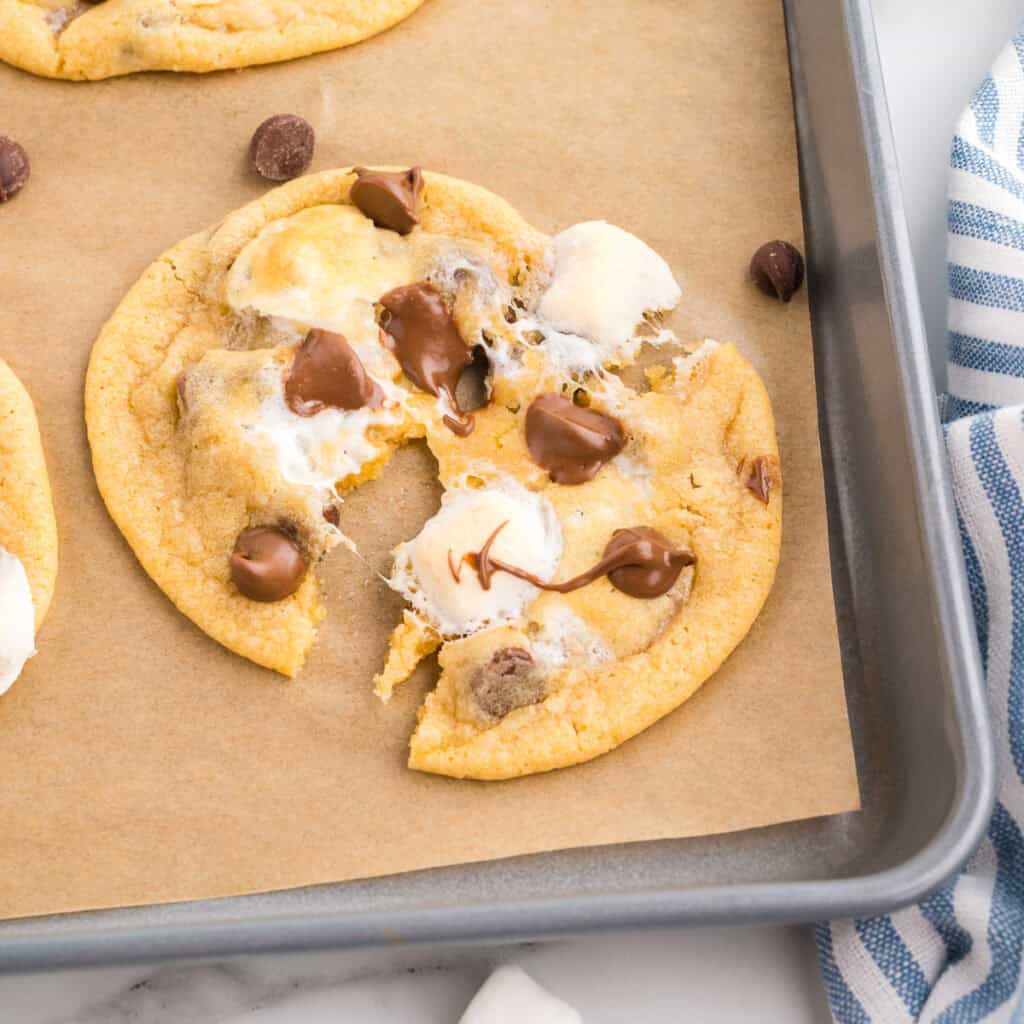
[815,26,1024,1024]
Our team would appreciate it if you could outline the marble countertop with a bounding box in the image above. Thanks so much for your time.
[3,0,1019,1019]
[2,929,829,1022]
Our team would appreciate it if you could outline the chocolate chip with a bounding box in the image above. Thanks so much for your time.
[603,527,694,599]
[322,505,341,527]
[378,282,475,435]
[350,166,422,235]
[471,647,545,719]
[285,329,382,414]
[0,136,30,203]
[740,455,780,504]
[249,115,315,182]
[525,393,625,485]
[230,526,307,602]
[750,240,805,302]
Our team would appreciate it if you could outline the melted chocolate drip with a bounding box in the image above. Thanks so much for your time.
[379,282,476,435]
[450,524,694,600]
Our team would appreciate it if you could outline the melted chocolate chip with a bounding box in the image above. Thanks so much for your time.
[471,647,545,719]
[350,166,423,235]
[378,282,475,435]
[231,526,307,602]
[525,393,625,485]
[740,455,780,504]
[469,524,694,600]
[249,115,315,182]
[750,240,805,302]
[323,505,341,527]
[601,527,693,598]
[0,136,30,203]
[285,329,382,414]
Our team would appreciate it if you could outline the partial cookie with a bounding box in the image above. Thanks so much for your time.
[85,167,781,779]
[0,358,58,694]
[407,343,781,778]
[0,0,427,80]
[86,168,547,677]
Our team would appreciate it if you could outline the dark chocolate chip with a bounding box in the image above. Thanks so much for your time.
[471,647,545,719]
[323,505,341,527]
[350,166,423,235]
[285,329,382,414]
[230,526,307,602]
[525,393,625,485]
[249,115,315,182]
[750,240,805,302]
[0,136,30,203]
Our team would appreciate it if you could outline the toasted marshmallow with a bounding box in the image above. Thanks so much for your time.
[537,220,681,362]
[0,546,36,696]
[225,204,422,355]
[390,479,562,636]
[459,965,581,1024]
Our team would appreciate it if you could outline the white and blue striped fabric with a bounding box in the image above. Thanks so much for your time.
[815,27,1024,1023]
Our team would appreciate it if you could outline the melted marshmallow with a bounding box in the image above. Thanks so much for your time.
[246,375,402,494]
[0,546,36,696]
[537,220,681,361]
[225,205,422,356]
[459,965,582,1024]
[390,479,562,636]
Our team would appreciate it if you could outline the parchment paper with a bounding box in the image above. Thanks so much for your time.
[0,0,859,920]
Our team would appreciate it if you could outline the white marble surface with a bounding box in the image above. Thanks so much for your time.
[1,930,829,1023]
[2,1,1018,1020]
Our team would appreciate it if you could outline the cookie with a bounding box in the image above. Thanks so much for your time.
[0,358,58,695]
[85,168,781,778]
[0,0,427,80]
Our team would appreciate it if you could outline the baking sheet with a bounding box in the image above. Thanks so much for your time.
[0,0,858,921]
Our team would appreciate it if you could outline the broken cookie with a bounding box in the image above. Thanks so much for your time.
[85,167,781,778]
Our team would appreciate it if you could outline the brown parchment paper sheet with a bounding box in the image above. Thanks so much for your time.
[0,0,859,921]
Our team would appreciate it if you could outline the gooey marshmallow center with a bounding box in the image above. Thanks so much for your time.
[0,546,36,696]
[390,480,562,636]
[536,220,681,362]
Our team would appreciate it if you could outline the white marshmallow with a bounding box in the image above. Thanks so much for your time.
[390,480,562,636]
[225,205,419,353]
[247,378,401,495]
[537,220,681,362]
[459,965,582,1024]
[0,546,36,696]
